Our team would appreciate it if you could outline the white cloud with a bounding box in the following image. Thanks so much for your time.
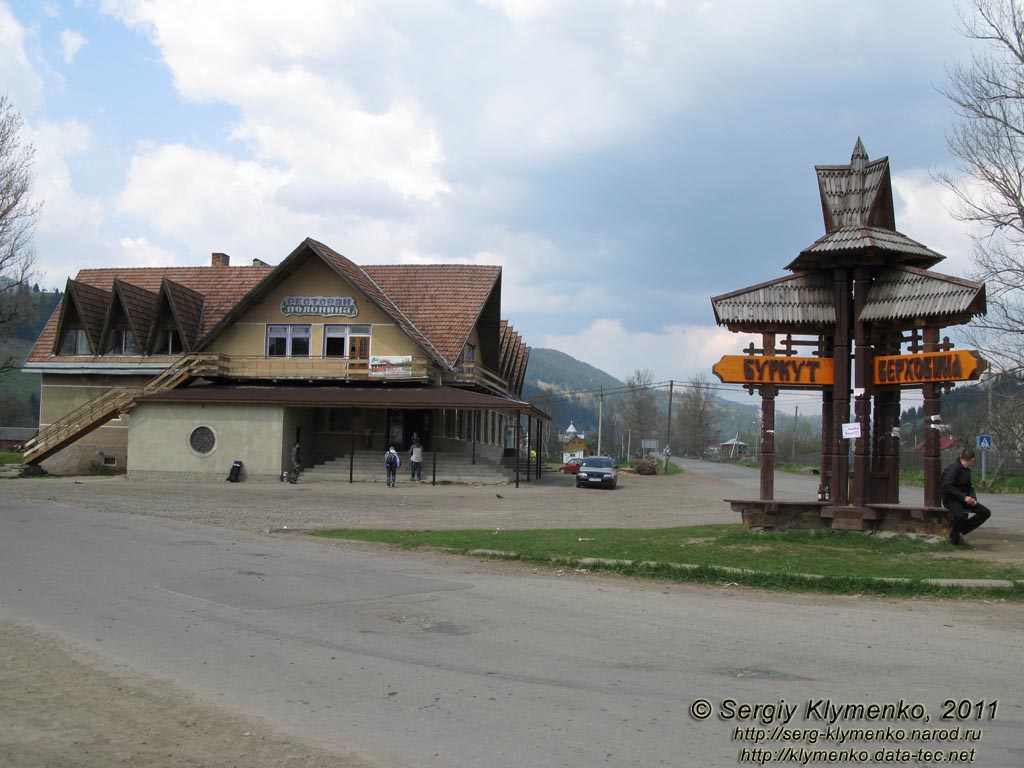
[892,170,977,278]
[117,236,186,267]
[60,28,87,63]
[0,3,45,112]
[101,0,449,202]
[540,318,745,382]
[116,144,300,255]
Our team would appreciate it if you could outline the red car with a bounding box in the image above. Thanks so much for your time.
[559,457,584,474]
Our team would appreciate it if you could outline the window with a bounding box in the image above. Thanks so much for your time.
[323,408,354,433]
[102,456,117,467]
[267,325,311,357]
[324,324,371,358]
[152,328,183,355]
[106,329,137,355]
[189,426,217,456]
[59,329,91,355]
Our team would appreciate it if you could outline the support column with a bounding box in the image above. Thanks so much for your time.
[820,381,834,500]
[526,417,532,481]
[515,411,521,489]
[759,334,776,501]
[537,420,543,478]
[831,270,852,507]
[760,384,776,500]
[851,267,872,509]
[922,328,941,508]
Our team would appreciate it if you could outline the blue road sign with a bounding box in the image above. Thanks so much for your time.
[977,435,993,450]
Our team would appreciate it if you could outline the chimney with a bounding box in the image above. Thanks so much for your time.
[211,252,230,267]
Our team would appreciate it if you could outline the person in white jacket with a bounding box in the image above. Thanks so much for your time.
[409,439,423,481]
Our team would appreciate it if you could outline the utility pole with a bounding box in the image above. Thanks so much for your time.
[665,380,674,473]
[598,385,603,455]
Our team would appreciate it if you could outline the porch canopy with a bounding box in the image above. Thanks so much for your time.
[139,383,549,422]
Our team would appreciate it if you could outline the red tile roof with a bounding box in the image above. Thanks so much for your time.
[27,265,273,363]
[364,263,501,366]
[27,239,527,377]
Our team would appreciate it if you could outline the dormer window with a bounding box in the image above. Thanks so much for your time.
[152,328,183,355]
[106,329,137,355]
[58,328,91,356]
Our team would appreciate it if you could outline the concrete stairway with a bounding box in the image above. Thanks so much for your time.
[303,451,526,484]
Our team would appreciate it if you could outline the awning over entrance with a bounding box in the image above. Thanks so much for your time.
[139,384,549,421]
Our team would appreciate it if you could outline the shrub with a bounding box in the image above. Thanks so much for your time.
[630,459,659,475]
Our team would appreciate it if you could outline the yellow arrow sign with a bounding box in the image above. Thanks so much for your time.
[712,356,834,386]
[874,350,986,385]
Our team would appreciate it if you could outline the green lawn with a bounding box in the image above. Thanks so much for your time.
[312,525,1024,598]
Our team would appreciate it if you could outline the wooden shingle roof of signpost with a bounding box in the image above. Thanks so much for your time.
[712,140,986,332]
[786,138,944,272]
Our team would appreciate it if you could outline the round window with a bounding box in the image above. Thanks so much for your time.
[189,426,217,456]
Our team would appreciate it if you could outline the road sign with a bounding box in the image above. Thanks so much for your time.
[977,435,993,450]
[874,349,986,385]
[712,355,834,386]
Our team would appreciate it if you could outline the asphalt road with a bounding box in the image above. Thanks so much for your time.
[1,494,1022,767]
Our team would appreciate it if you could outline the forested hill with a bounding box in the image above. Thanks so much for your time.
[523,348,624,437]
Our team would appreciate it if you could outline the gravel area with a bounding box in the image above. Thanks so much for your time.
[1,469,736,533]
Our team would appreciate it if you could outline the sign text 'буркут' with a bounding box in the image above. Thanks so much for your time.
[712,356,834,386]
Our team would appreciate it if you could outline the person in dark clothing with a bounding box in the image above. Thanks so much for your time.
[941,447,991,546]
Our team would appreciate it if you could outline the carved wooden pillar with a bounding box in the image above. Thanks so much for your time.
[831,269,852,506]
[759,333,776,500]
[922,328,941,508]
[851,267,872,508]
[819,335,834,499]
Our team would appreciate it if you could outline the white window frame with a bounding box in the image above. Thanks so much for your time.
[323,324,372,358]
[266,324,312,357]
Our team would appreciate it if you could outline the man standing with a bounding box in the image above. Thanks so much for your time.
[384,446,400,487]
[409,438,423,481]
[941,448,991,547]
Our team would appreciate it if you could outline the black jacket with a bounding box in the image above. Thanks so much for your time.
[941,460,975,503]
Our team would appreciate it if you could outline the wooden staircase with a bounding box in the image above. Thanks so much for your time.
[22,355,217,465]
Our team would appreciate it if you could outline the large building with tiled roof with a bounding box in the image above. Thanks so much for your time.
[23,238,546,482]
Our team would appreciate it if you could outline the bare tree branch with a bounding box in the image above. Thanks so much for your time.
[0,94,40,378]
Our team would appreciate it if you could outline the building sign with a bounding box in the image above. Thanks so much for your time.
[369,355,413,378]
[281,296,358,317]
[841,422,861,439]
[873,350,984,386]
[712,355,834,386]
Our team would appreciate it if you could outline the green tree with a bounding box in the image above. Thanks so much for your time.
[675,373,718,458]
[622,368,659,457]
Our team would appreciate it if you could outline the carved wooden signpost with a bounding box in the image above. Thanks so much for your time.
[710,140,987,534]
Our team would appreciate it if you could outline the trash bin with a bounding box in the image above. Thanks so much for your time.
[227,460,243,482]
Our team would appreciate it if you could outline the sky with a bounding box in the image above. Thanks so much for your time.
[0,0,986,409]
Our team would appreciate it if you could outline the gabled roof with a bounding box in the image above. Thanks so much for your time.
[28,239,529,380]
[27,265,273,363]
[364,263,502,367]
[100,280,159,352]
[712,266,987,332]
[53,279,112,354]
[161,279,205,351]
[859,266,986,324]
[816,138,894,232]
[788,226,944,271]
[712,271,836,330]
[787,139,944,272]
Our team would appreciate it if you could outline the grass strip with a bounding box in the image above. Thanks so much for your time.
[311,525,1024,599]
